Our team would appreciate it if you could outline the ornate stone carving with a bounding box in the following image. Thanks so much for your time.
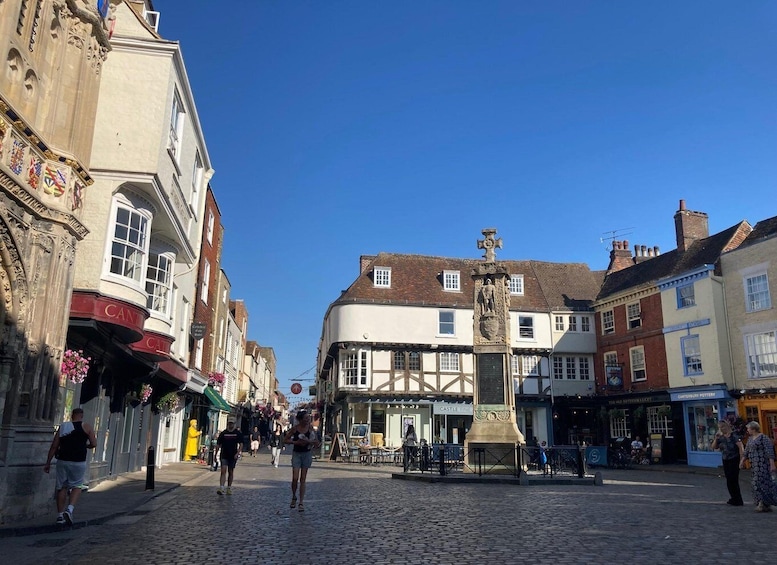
[473,407,513,422]
[477,228,503,263]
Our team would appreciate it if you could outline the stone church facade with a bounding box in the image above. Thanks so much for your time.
[0,0,111,522]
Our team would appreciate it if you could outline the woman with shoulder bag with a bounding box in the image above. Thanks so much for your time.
[740,421,777,512]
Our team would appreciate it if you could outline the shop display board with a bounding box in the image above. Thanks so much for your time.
[330,433,349,461]
[650,433,663,463]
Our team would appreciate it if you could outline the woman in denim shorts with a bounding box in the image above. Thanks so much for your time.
[284,410,320,512]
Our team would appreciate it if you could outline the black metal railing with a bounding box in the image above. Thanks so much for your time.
[399,444,589,478]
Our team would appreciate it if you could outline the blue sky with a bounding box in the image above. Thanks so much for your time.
[154,1,776,399]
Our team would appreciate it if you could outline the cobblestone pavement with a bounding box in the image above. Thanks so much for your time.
[2,453,773,565]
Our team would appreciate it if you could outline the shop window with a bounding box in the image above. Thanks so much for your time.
[687,404,718,452]
[647,406,674,438]
[610,410,630,438]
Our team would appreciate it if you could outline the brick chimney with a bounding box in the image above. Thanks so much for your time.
[674,199,709,252]
[607,240,634,273]
[633,244,661,264]
[360,255,376,274]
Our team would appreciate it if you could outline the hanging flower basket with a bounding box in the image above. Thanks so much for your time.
[61,349,91,384]
[208,372,225,388]
[656,405,671,418]
[156,392,180,413]
[140,384,153,404]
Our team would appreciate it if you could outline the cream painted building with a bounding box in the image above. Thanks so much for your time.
[317,252,601,449]
[66,0,214,471]
[656,265,737,467]
[721,216,777,437]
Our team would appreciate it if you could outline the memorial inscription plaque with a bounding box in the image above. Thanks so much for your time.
[477,353,504,405]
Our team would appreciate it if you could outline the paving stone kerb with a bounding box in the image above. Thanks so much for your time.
[2,455,771,565]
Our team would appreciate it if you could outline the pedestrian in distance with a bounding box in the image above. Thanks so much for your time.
[216,418,243,495]
[711,420,745,506]
[270,422,284,467]
[284,410,320,512]
[43,408,97,525]
[740,421,777,512]
[250,426,261,457]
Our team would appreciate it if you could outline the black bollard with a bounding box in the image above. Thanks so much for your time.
[439,445,446,476]
[577,446,585,478]
[145,445,155,490]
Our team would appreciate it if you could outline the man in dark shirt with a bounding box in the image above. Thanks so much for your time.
[43,408,97,525]
[216,418,243,495]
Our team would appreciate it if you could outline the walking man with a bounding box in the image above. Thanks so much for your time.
[217,418,243,495]
[43,408,97,525]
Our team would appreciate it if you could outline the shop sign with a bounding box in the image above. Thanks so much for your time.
[432,402,473,415]
[670,389,726,401]
[190,322,207,340]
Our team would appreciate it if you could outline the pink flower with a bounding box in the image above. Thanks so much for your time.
[61,349,90,384]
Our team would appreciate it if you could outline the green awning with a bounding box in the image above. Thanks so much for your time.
[203,386,231,412]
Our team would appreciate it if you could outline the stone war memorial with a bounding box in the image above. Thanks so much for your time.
[464,229,525,473]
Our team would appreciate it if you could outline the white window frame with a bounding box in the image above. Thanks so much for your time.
[443,270,461,292]
[565,356,576,379]
[194,338,203,370]
[602,310,614,334]
[518,315,534,339]
[169,89,185,161]
[581,316,591,332]
[552,356,563,380]
[676,283,695,308]
[145,249,174,317]
[206,211,214,245]
[342,350,369,387]
[568,315,578,332]
[610,410,631,438]
[374,267,391,288]
[509,274,524,295]
[191,150,203,212]
[744,273,771,312]
[439,352,460,372]
[681,334,703,376]
[522,355,539,376]
[627,302,641,330]
[744,330,777,379]
[107,201,150,285]
[438,310,455,336]
[647,406,674,438]
[578,357,590,380]
[555,316,564,331]
[201,260,211,304]
[630,346,646,382]
[511,355,521,376]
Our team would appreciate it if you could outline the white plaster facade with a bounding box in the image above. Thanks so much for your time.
[73,1,213,465]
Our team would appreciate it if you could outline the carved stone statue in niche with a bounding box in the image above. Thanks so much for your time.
[479,278,496,315]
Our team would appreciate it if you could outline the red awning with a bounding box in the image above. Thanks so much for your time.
[158,358,188,384]
[70,291,148,344]
[129,330,175,362]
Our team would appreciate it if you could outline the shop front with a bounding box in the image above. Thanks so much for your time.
[671,386,737,467]
[737,390,777,448]
[431,401,473,444]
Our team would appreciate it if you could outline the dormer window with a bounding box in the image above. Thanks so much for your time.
[443,270,460,291]
[509,274,524,295]
[374,267,391,288]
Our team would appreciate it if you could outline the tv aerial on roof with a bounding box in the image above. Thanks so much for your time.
[600,227,634,250]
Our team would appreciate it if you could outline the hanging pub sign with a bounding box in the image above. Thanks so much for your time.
[190,322,207,340]
[290,382,302,395]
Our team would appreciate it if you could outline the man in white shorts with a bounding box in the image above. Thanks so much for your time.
[43,408,97,525]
